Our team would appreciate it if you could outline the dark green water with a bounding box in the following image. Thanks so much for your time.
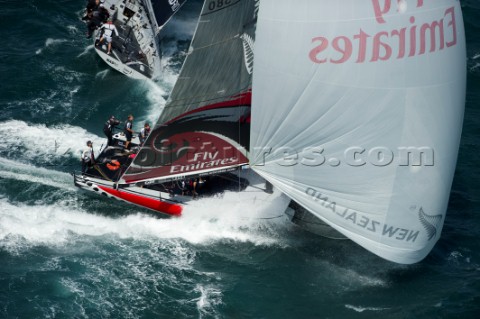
[0,0,479,318]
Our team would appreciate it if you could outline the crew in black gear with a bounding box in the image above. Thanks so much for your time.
[103,115,121,146]
[83,0,100,22]
[124,114,134,150]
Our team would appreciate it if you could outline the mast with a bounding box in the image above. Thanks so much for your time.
[122,0,259,184]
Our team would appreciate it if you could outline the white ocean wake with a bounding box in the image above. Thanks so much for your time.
[136,79,168,126]
[0,157,76,191]
[0,119,104,162]
[0,188,290,252]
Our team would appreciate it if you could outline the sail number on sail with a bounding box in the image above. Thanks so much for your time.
[207,0,235,11]
[309,0,458,64]
[168,0,182,12]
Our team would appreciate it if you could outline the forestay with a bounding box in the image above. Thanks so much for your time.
[250,0,466,264]
[122,0,259,184]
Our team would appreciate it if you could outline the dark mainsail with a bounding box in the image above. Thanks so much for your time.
[147,0,188,32]
[122,0,259,184]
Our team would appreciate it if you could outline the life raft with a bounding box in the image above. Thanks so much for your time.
[106,160,121,171]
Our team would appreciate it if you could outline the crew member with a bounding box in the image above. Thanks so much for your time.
[192,178,198,199]
[88,3,110,36]
[124,114,134,150]
[81,140,95,174]
[139,122,151,145]
[98,3,110,23]
[103,115,121,146]
[83,0,100,21]
[84,0,101,38]
[96,19,119,55]
[178,180,187,195]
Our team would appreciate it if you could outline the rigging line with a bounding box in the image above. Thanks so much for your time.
[93,164,113,181]
[238,166,241,193]
[250,215,285,220]
[238,98,241,193]
[235,215,285,221]
[44,164,80,167]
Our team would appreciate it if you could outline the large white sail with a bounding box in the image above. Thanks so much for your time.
[250,0,466,264]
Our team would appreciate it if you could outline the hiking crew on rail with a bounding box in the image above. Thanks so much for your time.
[124,114,134,150]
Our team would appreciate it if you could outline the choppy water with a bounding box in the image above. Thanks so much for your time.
[0,0,479,318]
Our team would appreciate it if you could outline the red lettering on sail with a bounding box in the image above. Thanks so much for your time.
[309,3,459,65]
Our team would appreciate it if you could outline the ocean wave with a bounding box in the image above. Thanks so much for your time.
[94,69,111,80]
[48,234,212,317]
[5,62,88,120]
[66,25,79,35]
[0,188,290,254]
[195,285,223,318]
[136,79,168,126]
[21,232,208,317]
[468,52,480,73]
[76,44,94,58]
[345,304,390,313]
[341,268,388,288]
[157,51,185,88]
[446,250,477,268]
[311,262,390,291]
[35,38,68,55]
[139,38,193,125]
[0,157,76,191]
[0,119,103,163]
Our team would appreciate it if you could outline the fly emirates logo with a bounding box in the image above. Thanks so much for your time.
[170,150,239,174]
[309,0,458,64]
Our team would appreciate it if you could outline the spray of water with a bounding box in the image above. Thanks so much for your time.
[0,120,103,163]
[0,190,290,252]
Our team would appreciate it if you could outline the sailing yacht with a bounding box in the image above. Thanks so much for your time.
[90,0,186,80]
[75,0,467,264]
[75,0,285,216]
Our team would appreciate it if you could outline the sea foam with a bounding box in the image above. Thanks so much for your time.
[36,38,68,55]
[0,119,103,162]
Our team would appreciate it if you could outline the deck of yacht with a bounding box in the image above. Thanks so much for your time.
[95,18,155,79]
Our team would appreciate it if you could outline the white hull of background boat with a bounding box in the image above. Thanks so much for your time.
[92,0,163,80]
[94,48,153,80]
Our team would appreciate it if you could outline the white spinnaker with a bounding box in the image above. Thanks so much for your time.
[250,0,466,264]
